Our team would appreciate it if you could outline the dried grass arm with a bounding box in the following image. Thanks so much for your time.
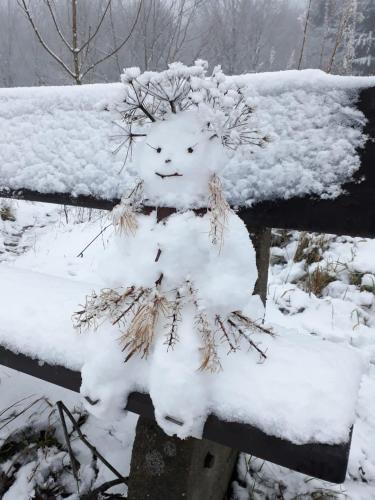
[208,173,231,248]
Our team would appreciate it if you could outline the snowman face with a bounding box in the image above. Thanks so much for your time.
[136,112,225,208]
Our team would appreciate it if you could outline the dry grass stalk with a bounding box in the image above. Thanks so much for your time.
[226,312,273,361]
[74,279,273,369]
[306,266,335,297]
[208,173,231,248]
[294,232,327,265]
[164,290,182,350]
[215,315,238,353]
[293,232,310,263]
[196,311,221,372]
[112,204,138,236]
[112,181,144,236]
[72,286,136,331]
[187,284,221,372]
[121,292,169,361]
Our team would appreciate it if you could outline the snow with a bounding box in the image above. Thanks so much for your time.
[351,239,375,274]
[231,230,375,499]
[0,96,365,446]
[1,202,375,498]
[0,364,137,499]
[0,257,363,445]
[0,68,374,206]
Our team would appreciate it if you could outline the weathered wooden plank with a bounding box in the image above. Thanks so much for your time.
[1,182,374,237]
[0,189,118,211]
[0,345,351,483]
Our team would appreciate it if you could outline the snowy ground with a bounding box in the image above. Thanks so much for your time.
[0,199,374,499]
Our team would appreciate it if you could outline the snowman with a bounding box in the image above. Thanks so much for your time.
[74,63,271,435]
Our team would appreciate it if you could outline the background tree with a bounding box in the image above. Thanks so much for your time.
[353,0,375,74]
[18,0,143,84]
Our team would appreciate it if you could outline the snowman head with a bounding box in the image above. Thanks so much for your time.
[135,111,225,208]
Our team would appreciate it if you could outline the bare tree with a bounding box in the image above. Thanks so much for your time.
[298,0,312,69]
[118,0,205,71]
[326,0,357,73]
[18,0,143,84]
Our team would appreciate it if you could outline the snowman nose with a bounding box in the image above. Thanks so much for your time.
[165,159,171,164]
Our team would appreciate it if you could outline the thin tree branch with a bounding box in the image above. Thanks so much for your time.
[77,0,112,54]
[18,0,76,79]
[81,0,143,79]
[44,0,72,51]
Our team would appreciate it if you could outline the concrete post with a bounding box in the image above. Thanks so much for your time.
[127,417,237,500]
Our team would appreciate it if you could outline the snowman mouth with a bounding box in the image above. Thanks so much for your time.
[155,172,183,179]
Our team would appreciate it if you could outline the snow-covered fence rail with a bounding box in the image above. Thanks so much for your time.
[0,72,375,497]
[0,344,351,484]
[0,83,375,237]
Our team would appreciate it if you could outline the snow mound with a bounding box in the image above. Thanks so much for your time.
[0,264,363,445]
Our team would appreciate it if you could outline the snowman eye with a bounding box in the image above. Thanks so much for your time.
[146,143,162,153]
[187,147,194,153]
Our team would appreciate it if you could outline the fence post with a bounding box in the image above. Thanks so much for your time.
[127,223,272,500]
[127,417,237,500]
[246,225,271,305]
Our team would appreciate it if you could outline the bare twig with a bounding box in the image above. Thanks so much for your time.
[18,0,76,79]
[44,0,72,51]
[80,478,125,499]
[81,0,143,79]
[56,401,128,484]
[76,224,112,258]
[56,401,80,493]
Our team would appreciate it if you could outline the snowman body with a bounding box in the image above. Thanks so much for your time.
[101,112,262,319]
[88,111,264,435]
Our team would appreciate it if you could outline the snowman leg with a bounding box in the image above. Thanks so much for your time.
[128,416,237,500]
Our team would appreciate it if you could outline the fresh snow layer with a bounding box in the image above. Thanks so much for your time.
[0,70,374,206]
[0,263,363,445]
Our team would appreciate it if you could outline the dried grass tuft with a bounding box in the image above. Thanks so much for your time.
[74,279,273,370]
[112,181,144,236]
[306,266,335,297]
[208,173,231,248]
[121,292,169,361]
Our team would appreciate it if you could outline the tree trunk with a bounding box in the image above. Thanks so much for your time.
[72,0,81,84]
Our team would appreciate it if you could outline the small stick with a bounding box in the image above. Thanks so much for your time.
[216,315,237,353]
[56,401,80,493]
[155,172,183,179]
[227,318,267,360]
[80,478,126,499]
[76,224,112,258]
[112,289,145,326]
[56,401,127,484]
